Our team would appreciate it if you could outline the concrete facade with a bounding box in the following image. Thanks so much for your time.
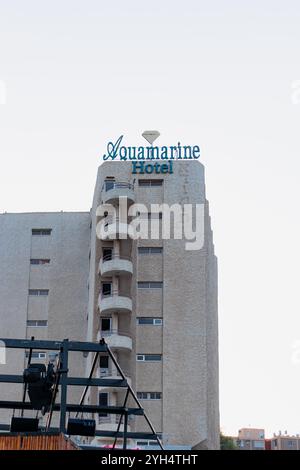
[86,161,219,449]
[0,212,90,425]
[0,159,219,449]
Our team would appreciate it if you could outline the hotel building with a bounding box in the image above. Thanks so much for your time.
[0,159,219,449]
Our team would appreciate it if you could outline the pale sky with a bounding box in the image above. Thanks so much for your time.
[1,0,300,438]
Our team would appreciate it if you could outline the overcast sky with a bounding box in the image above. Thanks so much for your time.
[1,0,300,438]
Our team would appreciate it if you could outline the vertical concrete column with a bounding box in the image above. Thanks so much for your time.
[112,276,119,295]
[114,240,120,257]
[112,312,118,332]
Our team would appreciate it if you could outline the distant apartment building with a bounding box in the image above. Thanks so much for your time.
[237,428,265,450]
[271,433,300,450]
[0,159,219,449]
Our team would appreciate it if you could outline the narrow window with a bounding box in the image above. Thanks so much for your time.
[32,229,52,236]
[99,392,109,417]
[30,259,50,265]
[28,289,49,296]
[27,320,48,327]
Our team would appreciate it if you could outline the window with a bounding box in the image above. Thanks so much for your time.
[28,289,49,296]
[32,229,52,236]
[138,247,163,254]
[30,259,50,265]
[137,392,161,400]
[138,282,163,289]
[253,440,265,449]
[136,354,162,362]
[100,355,109,370]
[25,351,46,359]
[101,318,111,332]
[99,392,109,417]
[102,248,113,260]
[137,318,163,326]
[102,283,112,296]
[104,178,115,191]
[27,320,48,327]
[138,180,163,187]
[288,440,294,448]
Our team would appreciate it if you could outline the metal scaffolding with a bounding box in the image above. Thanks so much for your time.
[0,337,163,450]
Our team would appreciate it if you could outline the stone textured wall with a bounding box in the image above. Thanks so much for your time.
[88,161,219,449]
[0,212,90,424]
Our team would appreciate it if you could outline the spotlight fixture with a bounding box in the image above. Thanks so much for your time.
[67,418,96,437]
[10,417,39,432]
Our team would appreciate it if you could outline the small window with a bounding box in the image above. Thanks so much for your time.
[102,283,112,296]
[150,282,163,288]
[32,229,52,236]
[102,248,113,260]
[25,351,46,359]
[28,289,49,296]
[99,392,109,417]
[136,354,162,362]
[138,247,162,254]
[137,392,162,400]
[138,180,163,187]
[138,247,150,255]
[30,259,50,265]
[137,318,163,325]
[104,178,115,191]
[27,320,48,327]
[100,355,109,369]
[138,282,149,289]
[101,318,111,332]
[138,282,163,289]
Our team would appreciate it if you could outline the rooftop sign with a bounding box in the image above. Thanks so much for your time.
[102,135,201,162]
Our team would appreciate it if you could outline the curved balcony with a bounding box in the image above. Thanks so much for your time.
[99,255,133,277]
[98,217,134,241]
[97,415,132,433]
[98,329,132,351]
[98,292,132,315]
[102,182,135,206]
[97,368,132,391]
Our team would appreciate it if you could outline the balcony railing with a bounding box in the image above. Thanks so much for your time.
[98,414,134,425]
[100,291,131,300]
[102,254,131,262]
[98,369,131,379]
[100,329,131,338]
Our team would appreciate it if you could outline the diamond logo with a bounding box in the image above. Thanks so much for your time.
[142,130,160,145]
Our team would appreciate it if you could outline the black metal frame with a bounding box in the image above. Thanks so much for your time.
[0,337,164,450]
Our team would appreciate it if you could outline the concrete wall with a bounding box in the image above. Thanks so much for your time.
[88,161,219,449]
[0,212,90,424]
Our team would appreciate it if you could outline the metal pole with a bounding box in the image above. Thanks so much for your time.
[46,350,62,430]
[21,336,35,417]
[123,411,128,450]
[112,388,129,449]
[59,339,69,433]
[106,341,164,450]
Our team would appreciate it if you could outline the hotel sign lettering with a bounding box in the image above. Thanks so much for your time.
[102,135,200,175]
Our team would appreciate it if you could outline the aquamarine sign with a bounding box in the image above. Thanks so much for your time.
[103,135,200,161]
[102,135,200,175]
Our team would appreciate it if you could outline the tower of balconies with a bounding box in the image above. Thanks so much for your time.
[94,180,135,444]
